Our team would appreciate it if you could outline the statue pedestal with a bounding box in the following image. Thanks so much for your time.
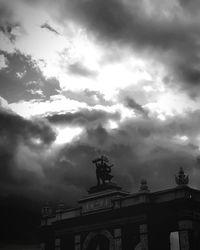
[88,182,122,194]
[79,182,129,214]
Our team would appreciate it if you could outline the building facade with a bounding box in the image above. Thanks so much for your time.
[40,163,200,250]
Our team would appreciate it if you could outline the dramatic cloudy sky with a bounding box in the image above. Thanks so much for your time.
[1,0,200,246]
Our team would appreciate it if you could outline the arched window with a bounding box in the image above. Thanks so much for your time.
[83,230,114,250]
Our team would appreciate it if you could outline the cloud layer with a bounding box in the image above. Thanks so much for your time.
[49,0,200,95]
[0,50,61,102]
[1,0,200,245]
[1,105,200,206]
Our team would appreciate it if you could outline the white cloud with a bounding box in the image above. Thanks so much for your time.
[0,54,7,70]
[0,31,15,53]
[26,88,45,97]
[55,126,83,144]
[9,95,88,118]
[0,96,9,108]
[1,0,200,126]
[144,88,199,119]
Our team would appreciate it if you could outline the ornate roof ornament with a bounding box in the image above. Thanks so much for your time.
[139,179,150,193]
[41,202,52,218]
[175,167,189,186]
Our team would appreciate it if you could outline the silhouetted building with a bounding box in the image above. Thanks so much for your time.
[40,160,200,250]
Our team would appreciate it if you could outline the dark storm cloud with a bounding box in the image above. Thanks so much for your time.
[124,97,148,116]
[0,107,56,205]
[178,0,200,12]
[0,3,12,21]
[0,50,61,102]
[175,61,200,96]
[0,104,51,244]
[40,22,60,35]
[0,22,18,42]
[2,105,200,206]
[0,107,119,205]
[2,105,200,241]
[68,62,97,77]
[0,108,56,147]
[0,3,21,42]
[38,110,200,201]
[43,143,97,199]
[46,108,120,126]
[77,113,200,191]
[44,126,114,198]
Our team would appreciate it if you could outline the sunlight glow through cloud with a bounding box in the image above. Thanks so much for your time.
[173,135,189,144]
[55,126,83,144]
[107,120,119,130]
[10,95,88,118]
[3,0,196,122]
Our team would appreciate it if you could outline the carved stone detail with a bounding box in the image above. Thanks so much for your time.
[82,197,112,213]
[114,228,122,250]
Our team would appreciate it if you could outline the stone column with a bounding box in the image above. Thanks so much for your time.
[114,228,122,250]
[75,234,81,250]
[179,220,193,250]
[55,238,61,250]
[139,224,148,250]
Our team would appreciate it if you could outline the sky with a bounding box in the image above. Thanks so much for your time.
[1,0,200,246]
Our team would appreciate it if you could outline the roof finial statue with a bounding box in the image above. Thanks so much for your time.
[175,167,189,186]
[92,155,113,186]
[139,179,150,193]
[41,202,52,218]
